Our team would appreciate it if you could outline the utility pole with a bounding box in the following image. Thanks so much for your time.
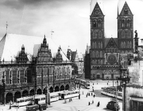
[118,68,130,111]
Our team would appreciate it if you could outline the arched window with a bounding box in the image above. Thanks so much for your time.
[124,42,126,48]
[127,19,130,27]
[94,42,97,48]
[95,31,98,38]
[95,60,97,64]
[100,42,103,48]
[121,19,125,28]
[98,42,100,49]
[121,42,123,48]
[121,30,125,38]
[93,51,95,58]
[96,51,99,58]
[127,30,131,38]
[98,19,102,28]
[130,42,132,48]
[98,31,102,38]
[100,51,102,58]
[92,42,94,48]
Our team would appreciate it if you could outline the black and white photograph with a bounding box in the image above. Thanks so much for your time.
[0,0,143,111]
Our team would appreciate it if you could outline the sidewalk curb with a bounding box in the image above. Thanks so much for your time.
[101,91,122,100]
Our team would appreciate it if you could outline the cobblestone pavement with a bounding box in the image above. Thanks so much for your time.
[0,80,122,111]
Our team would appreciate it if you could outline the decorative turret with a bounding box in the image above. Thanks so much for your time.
[16,45,28,64]
[55,46,63,62]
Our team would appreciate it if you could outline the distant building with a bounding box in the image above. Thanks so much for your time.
[88,2,134,80]
[0,33,73,104]
[84,45,90,79]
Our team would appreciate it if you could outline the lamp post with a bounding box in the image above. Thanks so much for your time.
[118,68,130,111]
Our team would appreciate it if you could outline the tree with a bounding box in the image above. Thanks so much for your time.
[130,69,140,84]
[71,63,78,75]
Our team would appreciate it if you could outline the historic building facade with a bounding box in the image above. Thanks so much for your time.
[0,35,73,104]
[89,2,134,80]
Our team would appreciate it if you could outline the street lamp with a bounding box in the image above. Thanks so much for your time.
[118,68,130,111]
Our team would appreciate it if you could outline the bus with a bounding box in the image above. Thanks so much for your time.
[12,96,33,107]
[60,90,80,100]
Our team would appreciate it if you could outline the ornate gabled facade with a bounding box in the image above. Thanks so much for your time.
[55,47,63,63]
[88,2,134,80]
[0,34,73,104]
[36,36,52,64]
[16,45,29,64]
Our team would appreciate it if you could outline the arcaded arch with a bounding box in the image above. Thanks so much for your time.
[65,84,69,90]
[55,86,59,92]
[14,91,21,102]
[37,88,42,94]
[49,87,53,93]
[60,85,64,91]
[6,92,13,103]
[30,89,35,96]
[22,90,28,97]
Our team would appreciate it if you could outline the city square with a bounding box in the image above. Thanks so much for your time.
[0,80,122,111]
[0,0,143,111]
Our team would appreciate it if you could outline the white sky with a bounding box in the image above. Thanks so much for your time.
[0,0,143,55]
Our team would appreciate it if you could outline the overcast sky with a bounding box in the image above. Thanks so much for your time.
[0,0,143,55]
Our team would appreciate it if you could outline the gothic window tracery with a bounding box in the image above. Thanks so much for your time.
[94,42,97,48]
[100,42,103,48]
[100,51,102,58]
[98,31,102,38]
[98,42,100,49]
[121,19,125,28]
[121,30,125,38]
[96,51,99,58]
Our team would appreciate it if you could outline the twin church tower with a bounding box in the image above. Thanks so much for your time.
[89,2,133,80]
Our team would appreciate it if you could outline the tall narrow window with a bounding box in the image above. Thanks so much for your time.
[100,51,102,58]
[98,31,102,38]
[100,42,103,48]
[98,42,100,49]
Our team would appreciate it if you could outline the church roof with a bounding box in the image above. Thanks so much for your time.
[0,33,69,62]
[104,38,118,48]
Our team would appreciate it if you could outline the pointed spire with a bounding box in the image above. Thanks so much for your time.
[43,35,47,45]
[6,21,8,34]
[90,2,104,17]
[119,1,133,16]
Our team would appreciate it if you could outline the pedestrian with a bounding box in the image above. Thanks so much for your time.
[88,102,90,106]
[97,101,100,107]
[9,100,12,109]
[92,100,94,104]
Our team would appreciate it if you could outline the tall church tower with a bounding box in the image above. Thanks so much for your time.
[90,3,105,79]
[118,2,133,54]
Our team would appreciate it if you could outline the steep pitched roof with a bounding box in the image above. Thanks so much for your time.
[0,33,69,62]
[119,2,133,16]
[105,38,118,48]
[90,2,104,17]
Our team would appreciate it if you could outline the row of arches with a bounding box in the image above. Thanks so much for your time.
[91,50,104,58]
[5,84,70,103]
[120,41,132,48]
[91,41,103,49]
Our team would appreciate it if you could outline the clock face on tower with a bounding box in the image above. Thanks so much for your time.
[107,54,117,65]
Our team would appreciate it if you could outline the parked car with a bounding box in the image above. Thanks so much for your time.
[106,101,120,111]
